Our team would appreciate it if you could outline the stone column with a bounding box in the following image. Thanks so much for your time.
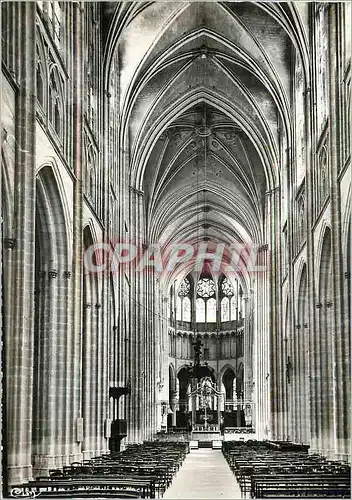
[95,301,103,456]
[60,269,73,467]
[69,0,84,465]
[5,3,36,486]
[128,187,145,443]
[268,187,281,441]
[243,296,251,401]
[171,391,177,427]
[328,4,350,461]
[253,246,270,439]
[101,291,110,454]
[305,46,320,454]
[82,301,93,460]
[32,269,72,476]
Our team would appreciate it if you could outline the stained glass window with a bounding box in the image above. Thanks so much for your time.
[178,277,190,296]
[316,5,329,131]
[221,277,234,296]
[207,298,217,322]
[197,277,215,298]
[241,297,246,319]
[183,297,191,322]
[231,296,237,321]
[196,298,205,322]
[221,297,229,322]
[176,296,182,321]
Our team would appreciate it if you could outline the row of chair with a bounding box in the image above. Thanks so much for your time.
[10,441,189,498]
[222,440,350,498]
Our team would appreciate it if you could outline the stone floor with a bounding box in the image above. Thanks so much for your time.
[164,449,242,499]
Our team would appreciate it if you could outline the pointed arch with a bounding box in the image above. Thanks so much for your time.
[32,164,71,463]
[35,165,70,269]
[81,223,100,456]
[169,363,176,394]
[236,362,244,397]
[222,366,236,401]
[316,226,334,453]
[295,262,309,444]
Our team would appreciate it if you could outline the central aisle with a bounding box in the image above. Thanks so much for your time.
[163,449,242,499]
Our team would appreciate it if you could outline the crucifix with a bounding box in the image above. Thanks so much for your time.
[192,337,203,366]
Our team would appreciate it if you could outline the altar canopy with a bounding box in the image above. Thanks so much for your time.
[190,376,223,431]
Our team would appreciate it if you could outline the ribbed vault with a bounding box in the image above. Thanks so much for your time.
[103,1,308,285]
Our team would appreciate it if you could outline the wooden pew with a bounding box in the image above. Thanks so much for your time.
[10,441,189,499]
[222,440,351,499]
[251,474,351,499]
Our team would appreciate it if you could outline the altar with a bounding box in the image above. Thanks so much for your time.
[189,376,223,437]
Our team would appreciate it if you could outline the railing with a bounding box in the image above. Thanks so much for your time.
[224,427,254,434]
[169,320,245,333]
[192,424,219,432]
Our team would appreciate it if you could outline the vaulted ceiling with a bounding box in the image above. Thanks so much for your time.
[103,1,309,286]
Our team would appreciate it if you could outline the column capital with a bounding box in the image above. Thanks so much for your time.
[129,186,144,197]
[4,237,16,250]
[48,269,58,279]
[258,244,269,253]
[265,186,280,197]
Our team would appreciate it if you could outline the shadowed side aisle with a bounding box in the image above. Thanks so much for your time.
[163,449,241,499]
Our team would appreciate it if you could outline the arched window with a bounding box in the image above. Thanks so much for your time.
[241,297,246,319]
[221,297,229,322]
[54,98,61,137]
[169,285,174,320]
[196,277,216,323]
[196,298,205,323]
[296,187,306,246]
[183,297,191,322]
[316,4,329,131]
[48,71,63,141]
[319,146,329,203]
[207,298,216,322]
[49,74,57,124]
[231,296,237,321]
[36,63,44,107]
[220,276,237,322]
[223,368,235,400]
[176,277,191,322]
[176,296,182,321]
